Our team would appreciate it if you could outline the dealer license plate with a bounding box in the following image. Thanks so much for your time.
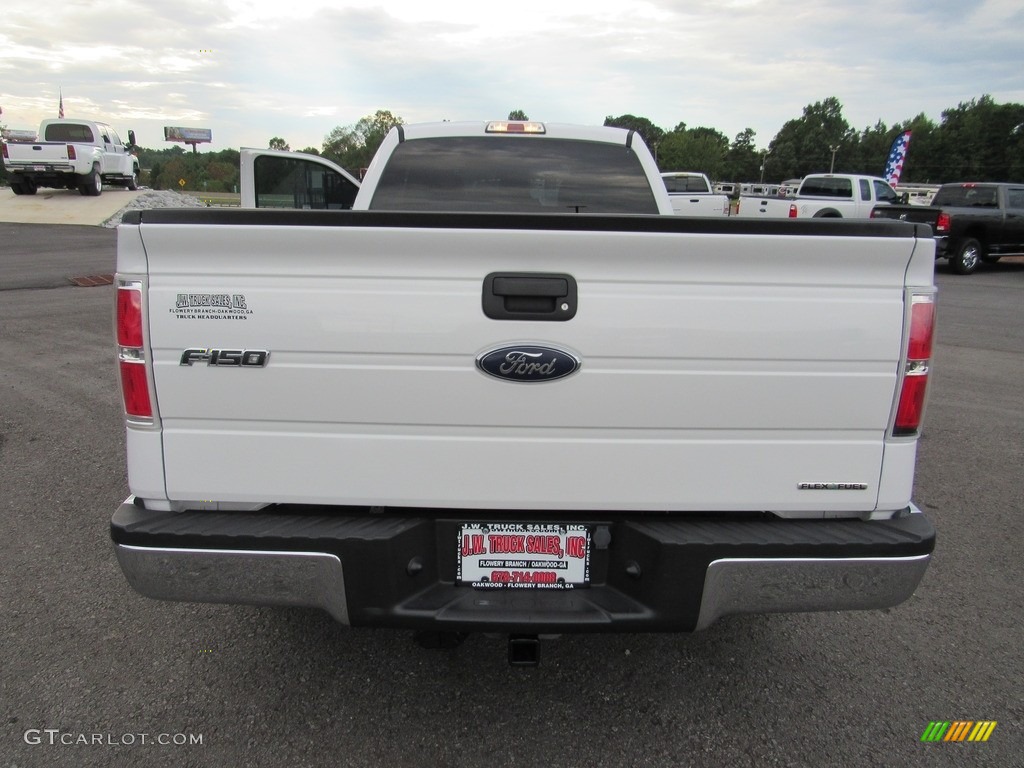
[456,523,591,589]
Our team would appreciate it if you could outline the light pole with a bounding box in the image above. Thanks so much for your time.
[829,145,840,174]
[759,149,770,184]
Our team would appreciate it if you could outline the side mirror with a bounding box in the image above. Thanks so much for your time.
[899,193,909,204]
[127,130,136,148]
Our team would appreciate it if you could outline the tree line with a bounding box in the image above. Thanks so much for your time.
[268,95,1024,186]
[606,95,1024,184]
[135,146,241,193]
[3,95,1021,190]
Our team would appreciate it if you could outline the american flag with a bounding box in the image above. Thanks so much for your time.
[59,89,64,118]
[884,131,912,186]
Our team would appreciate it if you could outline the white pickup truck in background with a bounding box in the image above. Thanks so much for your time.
[735,173,901,218]
[2,118,139,196]
[111,120,936,665]
[660,172,730,216]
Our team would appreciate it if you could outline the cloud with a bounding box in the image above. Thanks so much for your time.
[2,0,1022,153]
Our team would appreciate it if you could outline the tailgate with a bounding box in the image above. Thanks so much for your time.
[5,142,72,163]
[128,211,926,515]
[669,196,728,216]
[873,205,940,227]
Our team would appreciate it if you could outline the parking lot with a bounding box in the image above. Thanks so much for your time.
[1,218,1022,767]
[0,186,144,226]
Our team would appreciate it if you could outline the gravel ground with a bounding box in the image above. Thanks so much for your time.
[102,189,208,227]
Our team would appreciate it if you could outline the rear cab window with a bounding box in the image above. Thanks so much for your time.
[44,123,95,143]
[799,177,853,198]
[932,185,1000,208]
[663,175,711,194]
[367,136,660,214]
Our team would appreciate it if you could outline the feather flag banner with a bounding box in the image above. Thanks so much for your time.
[884,131,912,185]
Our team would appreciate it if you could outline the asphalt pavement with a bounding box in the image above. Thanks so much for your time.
[1,219,1022,767]
[0,223,117,289]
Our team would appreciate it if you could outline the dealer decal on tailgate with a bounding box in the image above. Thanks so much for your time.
[457,523,591,589]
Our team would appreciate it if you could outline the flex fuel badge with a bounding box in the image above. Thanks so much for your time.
[170,293,253,321]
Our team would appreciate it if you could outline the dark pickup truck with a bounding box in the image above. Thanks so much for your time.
[872,182,1024,274]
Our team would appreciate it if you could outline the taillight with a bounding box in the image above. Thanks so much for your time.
[1,143,7,160]
[893,293,935,437]
[788,204,798,218]
[935,212,950,234]
[116,282,153,422]
[119,358,152,419]
[117,287,143,347]
[67,144,77,161]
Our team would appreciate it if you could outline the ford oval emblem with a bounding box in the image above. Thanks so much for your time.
[476,345,581,383]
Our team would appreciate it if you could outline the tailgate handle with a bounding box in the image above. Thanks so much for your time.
[483,272,577,321]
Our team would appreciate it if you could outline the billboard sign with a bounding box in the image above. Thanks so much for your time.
[164,127,212,143]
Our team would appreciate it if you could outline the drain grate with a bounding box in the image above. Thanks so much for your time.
[69,274,115,287]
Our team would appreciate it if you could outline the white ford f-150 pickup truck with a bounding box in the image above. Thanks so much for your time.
[2,118,139,196]
[111,121,936,664]
[660,172,731,216]
[735,173,901,219]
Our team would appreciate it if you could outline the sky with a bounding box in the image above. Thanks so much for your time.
[2,0,1022,153]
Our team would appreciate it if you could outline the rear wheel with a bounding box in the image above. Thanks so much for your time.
[11,178,37,195]
[950,238,982,274]
[79,165,103,196]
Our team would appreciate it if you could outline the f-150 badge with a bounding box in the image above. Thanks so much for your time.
[180,349,269,367]
[476,345,580,383]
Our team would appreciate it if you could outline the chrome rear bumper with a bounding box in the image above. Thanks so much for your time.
[115,545,350,624]
[695,554,930,629]
[112,498,934,633]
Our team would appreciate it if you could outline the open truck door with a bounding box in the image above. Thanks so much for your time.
[240,148,360,209]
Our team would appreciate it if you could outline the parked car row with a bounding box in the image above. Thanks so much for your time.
[732,174,902,219]
[661,172,1022,276]
[658,173,900,219]
[5,119,1019,279]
